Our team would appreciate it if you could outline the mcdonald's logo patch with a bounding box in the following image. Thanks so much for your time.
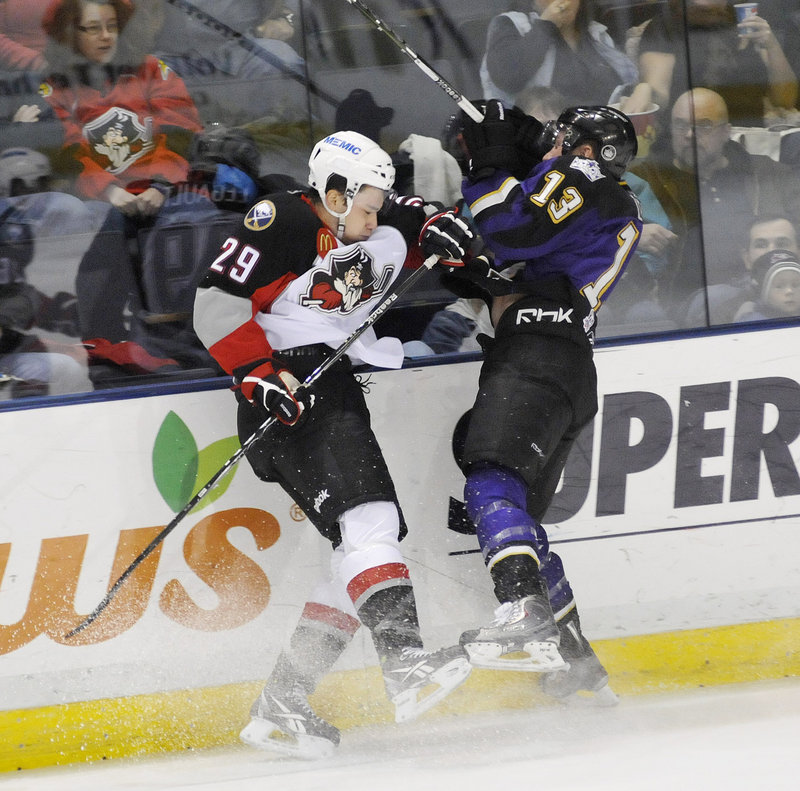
[317,227,337,256]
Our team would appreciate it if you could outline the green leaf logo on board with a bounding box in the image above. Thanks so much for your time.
[152,411,241,513]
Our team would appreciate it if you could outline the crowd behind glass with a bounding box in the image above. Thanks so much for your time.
[2,0,800,401]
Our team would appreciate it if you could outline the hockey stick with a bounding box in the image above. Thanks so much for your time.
[64,254,441,639]
[342,0,484,122]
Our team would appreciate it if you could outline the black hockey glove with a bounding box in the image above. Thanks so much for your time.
[515,113,547,177]
[440,251,517,300]
[241,360,307,426]
[460,99,521,181]
[419,210,474,265]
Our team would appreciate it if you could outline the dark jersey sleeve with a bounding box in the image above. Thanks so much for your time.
[462,156,643,311]
[198,192,321,299]
[194,192,326,375]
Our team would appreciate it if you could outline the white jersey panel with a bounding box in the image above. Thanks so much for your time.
[255,226,408,368]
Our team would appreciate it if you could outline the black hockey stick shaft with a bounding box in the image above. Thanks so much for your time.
[343,0,484,122]
[64,255,440,639]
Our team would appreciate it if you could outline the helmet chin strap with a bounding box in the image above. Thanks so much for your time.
[322,190,354,240]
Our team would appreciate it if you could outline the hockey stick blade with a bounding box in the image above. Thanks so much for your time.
[447,496,477,535]
[64,255,439,639]
[343,0,483,122]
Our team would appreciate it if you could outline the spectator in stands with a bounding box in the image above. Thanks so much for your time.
[156,0,302,79]
[0,143,108,243]
[0,200,92,398]
[335,88,394,146]
[39,0,230,368]
[743,214,800,268]
[152,0,304,123]
[734,248,800,322]
[0,0,65,161]
[764,0,800,106]
[0,0,50,72]
[0,110,109,389]
[621,0,797,129]
[480,0,638,108]
[684,213,800,325]
[249,0,303,77]
[631,88,800,320]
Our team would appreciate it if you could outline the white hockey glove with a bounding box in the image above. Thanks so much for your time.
[420,210,474,266]
[241,361,306,426]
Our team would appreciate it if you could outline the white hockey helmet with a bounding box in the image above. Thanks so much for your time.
[0,147,51,196]
[308,131,395,218]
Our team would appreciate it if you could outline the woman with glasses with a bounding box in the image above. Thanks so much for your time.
[40,0,201,215]
[38,0,229,367]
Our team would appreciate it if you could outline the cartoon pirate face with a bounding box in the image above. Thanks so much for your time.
[102,125,128,148]
[302,245,393,314]
[84,107,154,174]
[331,247,374,290]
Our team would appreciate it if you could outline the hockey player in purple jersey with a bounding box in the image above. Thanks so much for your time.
[453,102,643,703]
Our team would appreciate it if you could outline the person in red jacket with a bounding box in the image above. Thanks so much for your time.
[40,0,201,213]
[39,0,229,366]
[0,0,49,73]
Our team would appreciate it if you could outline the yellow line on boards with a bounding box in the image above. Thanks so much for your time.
[2,617,798,773]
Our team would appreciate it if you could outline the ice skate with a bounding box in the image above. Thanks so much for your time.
[539,609,618,706]
[460,594,567,672]
[540,650,618,706]
[382,645,472,723]
[239,684,340,759]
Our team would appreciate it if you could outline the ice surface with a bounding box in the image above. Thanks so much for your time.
[5,678,799,791]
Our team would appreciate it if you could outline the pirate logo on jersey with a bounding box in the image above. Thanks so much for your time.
[84,107,154,174]
[301,246,393,314]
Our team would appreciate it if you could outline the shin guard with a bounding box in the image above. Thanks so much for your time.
[465,464,551,601]
[540,550,577,620]
[348,567,423,659]
[280,602,361,694]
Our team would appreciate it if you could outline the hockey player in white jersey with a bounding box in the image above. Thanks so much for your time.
[193,131,474,758]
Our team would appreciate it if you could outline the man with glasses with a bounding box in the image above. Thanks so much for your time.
[631,87,800,321]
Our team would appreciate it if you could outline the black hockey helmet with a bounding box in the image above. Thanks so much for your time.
[539,105,637,178]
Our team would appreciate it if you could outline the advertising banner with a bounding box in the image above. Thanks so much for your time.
[1,327,799,709]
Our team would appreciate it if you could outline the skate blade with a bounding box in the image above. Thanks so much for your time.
[392,656,472,723]
[239,719,336,760]
[464,640,568,672]
[561,683,620,708]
